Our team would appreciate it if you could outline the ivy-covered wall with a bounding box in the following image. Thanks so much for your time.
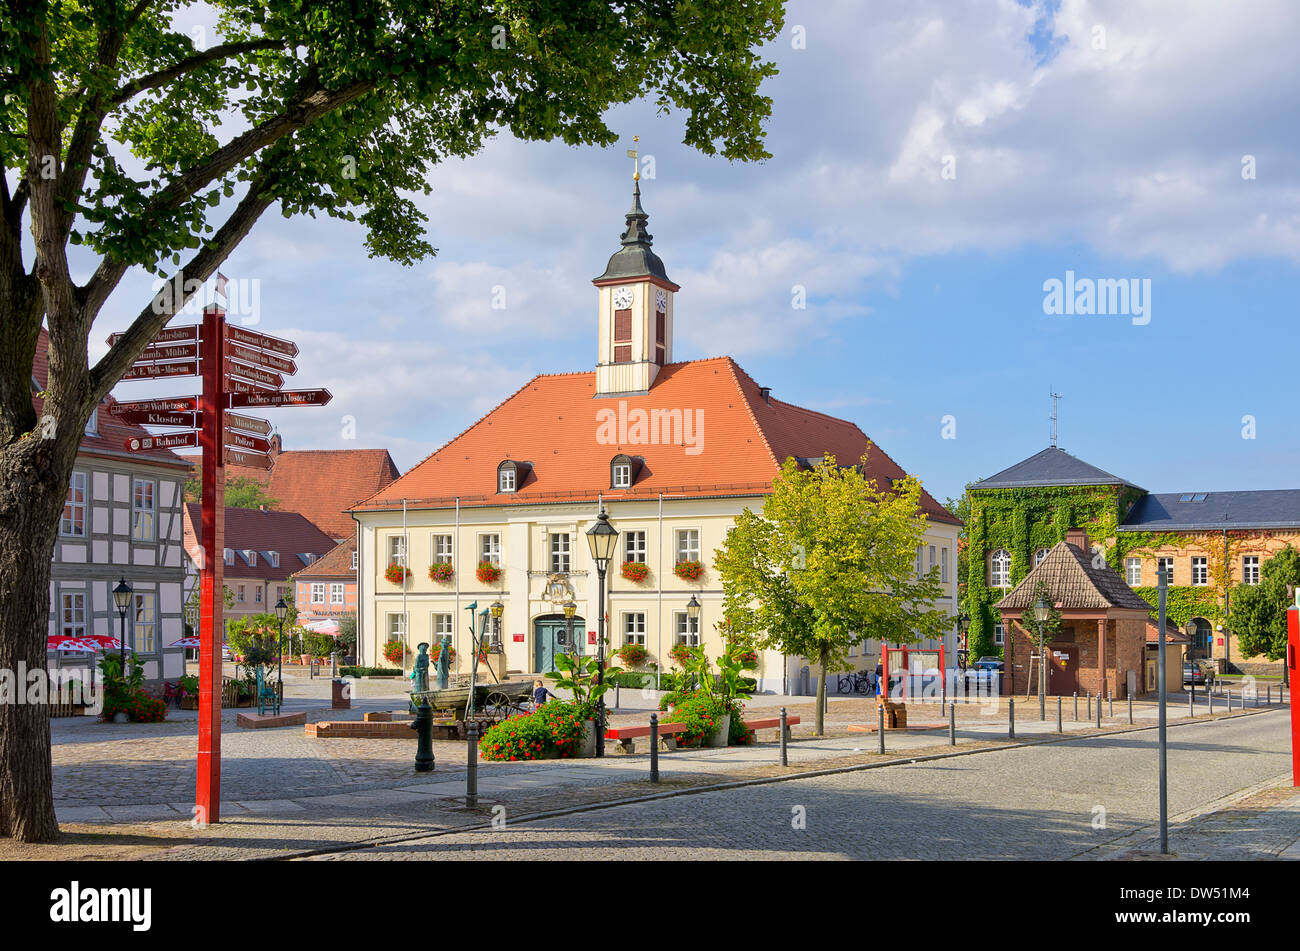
[965,483,1137,662]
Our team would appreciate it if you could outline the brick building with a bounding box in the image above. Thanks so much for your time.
[293,538,358,634]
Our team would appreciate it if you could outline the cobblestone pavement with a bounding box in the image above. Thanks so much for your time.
[311,710,1293,861]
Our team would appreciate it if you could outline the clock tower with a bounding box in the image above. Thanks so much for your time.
[593,180,679,397]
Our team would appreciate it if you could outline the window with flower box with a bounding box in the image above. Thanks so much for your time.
[674,611,699,646]
[480,533,500,566]
[432,534,453,564]
[388,534,407,567]
[625,531,646,563]
[675,529,699,563]
[623,612,646,646]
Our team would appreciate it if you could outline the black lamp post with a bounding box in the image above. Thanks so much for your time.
[686,594,701,689]
[274,597,288,714]
[1033,595,1050,719]
[585,508,619,757]
[957,612,970,670]
[112,578,132,672]
[489,599,504,671]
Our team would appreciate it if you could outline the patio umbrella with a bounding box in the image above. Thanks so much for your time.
[169,635,202,648]
[78,634,123,650]
[47,635,96,653]
[303,618,339,635]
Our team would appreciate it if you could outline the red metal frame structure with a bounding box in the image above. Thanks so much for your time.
[196,304,226,823]
[881,643,947,702]
[1288,608,1298,787]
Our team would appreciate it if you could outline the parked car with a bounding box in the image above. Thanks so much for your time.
[972,656,1004,672]
[1183,662,1214,687]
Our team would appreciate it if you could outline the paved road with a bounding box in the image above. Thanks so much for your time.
[315,710,1293,861]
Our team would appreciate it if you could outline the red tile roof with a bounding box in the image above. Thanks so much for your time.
[32,329,189,471]
[294,537,357,580]
[182,443,398,539]
[183,503,337,582]
[353,356,958,524]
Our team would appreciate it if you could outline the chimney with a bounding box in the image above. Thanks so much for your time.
[269,433,283,457]
[758,386,771,403]
[1065,528,1088,551]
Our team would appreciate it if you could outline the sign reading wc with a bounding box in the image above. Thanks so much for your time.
[1042,271,1151,326]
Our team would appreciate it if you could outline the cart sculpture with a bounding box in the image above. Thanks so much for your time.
[410,678,533,722]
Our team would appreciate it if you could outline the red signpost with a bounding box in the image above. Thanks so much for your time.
[116,301,329,824]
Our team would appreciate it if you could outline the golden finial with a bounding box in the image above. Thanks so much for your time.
[627,136,640,181]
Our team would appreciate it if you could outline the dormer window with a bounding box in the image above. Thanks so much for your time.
[499,467,516,492]
[268,551,279,569]
[223,548,234,566]
[244,549,257,567]
[609,454,641,490]
[496,460,530,494]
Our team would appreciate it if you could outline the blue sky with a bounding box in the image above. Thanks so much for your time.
[90,0,1300,505]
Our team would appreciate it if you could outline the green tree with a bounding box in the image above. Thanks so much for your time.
[716,454,950,736]
[0,0,784,842]
[185,473,279,509]
[1228,545,1300,663]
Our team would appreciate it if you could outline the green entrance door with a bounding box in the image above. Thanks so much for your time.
[534,614,584,673]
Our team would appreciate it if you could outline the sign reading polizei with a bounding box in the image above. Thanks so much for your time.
[224,325,299,357]
[125,431,199,451]
[223,411,271,436]
[107,324,200,346]
[223,358,283,389]
[121,359,200,381]
[224,341,297,375]
[110,396,198,416]
[224,429,271,453]
[227,388,332,408]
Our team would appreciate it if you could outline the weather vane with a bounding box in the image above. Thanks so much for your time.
[627,135,640,181]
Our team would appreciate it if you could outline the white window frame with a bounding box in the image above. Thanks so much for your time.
[674,611,699,646]
[223,548,234,566]
[131,478,156,542]
[269,551,279,569]
[612,463,631,488]
[310,583,326,604]
[351,550,358,570]
[133,592,157,653]
[432,533,453,564]
[479,533,501,566]
[499,468,516,492]
[61,592,86,637]
[1242,556,1260,585]
[928,545,937,574]
[1157,557,1175,585]
[254,585,263,603]
[623,612,646,646]
[236,584,246,603]
[330,582,344,605]
[432,613,454,636]
[1191,556,1208,586]
[989,549,1011,588]
[1034,547,1050,567]
[994,622,1004,646]
[388,534,408,567]
[1125,558,1142,586]
[61,471,87,537]
[387,613,407,639]
[625,530,647,563]
[550,532,571,573]
[675,528,700,563]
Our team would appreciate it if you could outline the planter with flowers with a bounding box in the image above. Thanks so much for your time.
[673,560,704,582]
[476,561,502,584]
[668,642,694,669]
[428,563,455,583]
[620,560,649,583]
[430,643,456,666]
[383,639,407,666]
[385,563,411,585]
[615,643,648,669]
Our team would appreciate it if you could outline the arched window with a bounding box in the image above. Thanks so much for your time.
[1034,547,1050,567]
[497,460,518,493]
[989,549,1011,588]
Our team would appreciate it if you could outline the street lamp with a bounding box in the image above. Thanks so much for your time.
[490,599,504,651]
[686,594,702,690]
[956,612,970,670]
[586,508,619,757]
[274,597,288,715]
[562,600,577,660]
[112,578,132,672]
[1033,594,1050,720]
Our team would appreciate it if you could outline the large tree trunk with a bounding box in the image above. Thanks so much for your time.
[0,427,82,842]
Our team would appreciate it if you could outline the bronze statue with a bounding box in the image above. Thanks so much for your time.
[435,635,451,689]
[411,642,430,694]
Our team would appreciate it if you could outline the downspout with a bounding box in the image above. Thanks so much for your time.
[657,492,663,690]
[354,514,363,667]
[454,497,460,663]
[402,498,408,671]
[1222,528,1230,665]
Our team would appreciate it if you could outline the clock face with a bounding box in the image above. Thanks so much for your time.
[655,289,668,312]
[612,287,634,309]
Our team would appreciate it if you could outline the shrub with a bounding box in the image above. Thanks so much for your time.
[339,666,402,678]
[177,673,200,697]
[673,560,703,581]
[476,561,501,583]
[620,561,649,582]
[129,695,168,723]
[429,563,455,583]
[661,692,726,746]
[478,701,589,761]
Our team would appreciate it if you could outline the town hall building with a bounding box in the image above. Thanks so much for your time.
[349,181,961,693]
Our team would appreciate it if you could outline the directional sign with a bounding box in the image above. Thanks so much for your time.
[110,396,198,416]
[107,324,199,347]
[224,429,271,453]
[223,359,283,389]
[225,325,298,358]
[136,342,199,363]
[227,388,332,408]
[225,448,273,470]
[224,375,279,396]
[116,410,197,427]
[125,431,199,452]
[223,411,271,436]
[122,360,200,381]
[224,341,296,375]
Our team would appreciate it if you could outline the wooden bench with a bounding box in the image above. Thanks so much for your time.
[605,721,691,754]
[742,715,799,741]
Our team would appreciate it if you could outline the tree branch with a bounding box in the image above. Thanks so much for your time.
[109,38,286,108]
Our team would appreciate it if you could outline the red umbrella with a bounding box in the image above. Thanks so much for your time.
[47,635,95,653]
[169,636,202,648]
[78,634,123,650]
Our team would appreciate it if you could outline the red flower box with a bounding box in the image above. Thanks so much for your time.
[621,561,650,582]
[429,563,455,583]
[476,561,501,584]
[674,560,704,581]
[385,563,411,584]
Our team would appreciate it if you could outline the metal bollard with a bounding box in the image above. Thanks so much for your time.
[1096,691,1102,728]
[650,713,660,783]
[1040,690,1045,722]
[949,702,956,746]
[1087,692,1092,720]
[780,706,789,766]
[878,702,885,754]
[1128,693,1133,725]
[466,721,479,808]
[1189,684,1194,717]
[1074,691,1078,722]
[1009,698,1015,739]
[413,700,434,772]
[1109,693,1113,718]
[1057,696,1062,733]
[1268,686,1272,705]
[1208,688,1214,715]
[615,683,621,710]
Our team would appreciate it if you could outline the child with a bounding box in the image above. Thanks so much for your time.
[532,678,556,710]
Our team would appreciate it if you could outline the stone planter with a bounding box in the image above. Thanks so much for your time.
[705,713,731,747]
[179,696,199,710]
[576,719,597,758]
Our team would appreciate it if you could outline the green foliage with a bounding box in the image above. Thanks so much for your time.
[97,652,165,721]
[662,692,728,746]
[185,474,279,509]
[478,701,588,761]
[225,614,283,657]
[1228,545,1300,661]
[302,631,336,659]
[544,651,622,707]
[177,673,200,697]
[716,452,949,734]
[339,665,401,678]
[336,614,358,654]
[1130,585,1222,628]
